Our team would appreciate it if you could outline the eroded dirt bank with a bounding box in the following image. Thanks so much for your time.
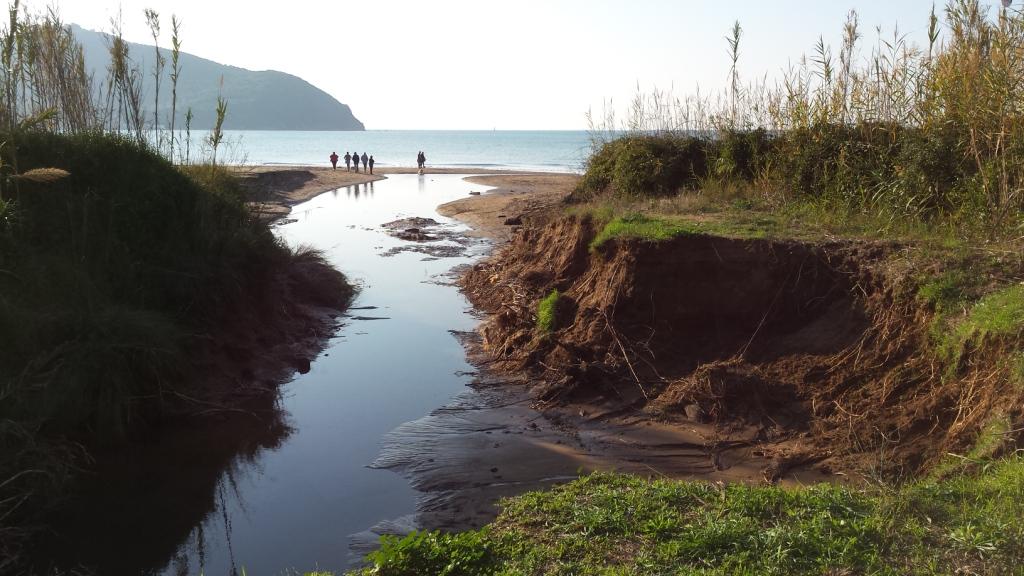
[460,214,1023,477]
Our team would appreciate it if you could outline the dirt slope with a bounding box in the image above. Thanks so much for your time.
[462,215,1023,476]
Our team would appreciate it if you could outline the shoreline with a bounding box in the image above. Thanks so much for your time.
[235,165,578,224]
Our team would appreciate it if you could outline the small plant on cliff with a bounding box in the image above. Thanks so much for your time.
[935,283,1024,369]
[536,289,561,333]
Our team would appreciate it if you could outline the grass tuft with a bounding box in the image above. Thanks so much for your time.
[536,289,561,334]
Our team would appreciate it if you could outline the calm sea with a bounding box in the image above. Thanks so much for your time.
[202,130,594,172]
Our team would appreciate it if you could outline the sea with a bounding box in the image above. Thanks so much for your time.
[197,130,595,172]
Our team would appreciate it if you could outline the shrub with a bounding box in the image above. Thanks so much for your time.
[572,135,710,201]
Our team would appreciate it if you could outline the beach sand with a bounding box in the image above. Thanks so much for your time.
[234,166,384,221]
[437,173,580,240]
[237,165,579,228]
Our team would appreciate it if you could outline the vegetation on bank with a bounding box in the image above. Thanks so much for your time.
[0,4,353,570]
[343,458,1023,576]
[578,1,1024,242]
[0,131,354,569]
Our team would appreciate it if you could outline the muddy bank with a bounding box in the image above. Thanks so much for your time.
[459,214,1023,477]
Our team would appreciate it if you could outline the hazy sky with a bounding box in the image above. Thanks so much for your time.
[19,1,997,129]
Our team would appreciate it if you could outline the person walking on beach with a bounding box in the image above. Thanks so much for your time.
[361,152,369,172]
[344,151,352,171]
[368,155,375,174]
[330,151,339,170]
[353,152,360,172]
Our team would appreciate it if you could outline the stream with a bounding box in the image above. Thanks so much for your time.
[45,174,497,575]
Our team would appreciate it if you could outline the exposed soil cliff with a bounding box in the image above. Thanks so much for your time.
[462,215,1023,475]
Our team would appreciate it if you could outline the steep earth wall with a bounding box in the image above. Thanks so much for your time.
[462,215,1023,475]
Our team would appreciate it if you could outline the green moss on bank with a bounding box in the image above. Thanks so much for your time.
[347,458,1024,576]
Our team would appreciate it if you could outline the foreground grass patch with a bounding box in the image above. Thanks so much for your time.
[350,457,1024,576]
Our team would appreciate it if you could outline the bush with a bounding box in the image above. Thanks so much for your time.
[572,135,710,201]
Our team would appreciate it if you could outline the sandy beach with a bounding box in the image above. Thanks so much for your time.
[237,165,579,228]
[437,173,580,240]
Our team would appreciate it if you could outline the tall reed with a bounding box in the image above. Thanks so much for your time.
[586,0,1024,236]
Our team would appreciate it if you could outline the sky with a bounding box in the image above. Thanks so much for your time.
[17,1,1002,130]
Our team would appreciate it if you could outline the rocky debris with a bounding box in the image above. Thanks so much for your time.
[395,228,439,242]
[503,216,523,226]
[381,217,440,230]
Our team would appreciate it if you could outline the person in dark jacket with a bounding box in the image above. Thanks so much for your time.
[368,155,375,174]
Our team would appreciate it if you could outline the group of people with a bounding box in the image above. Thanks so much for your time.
[329,150,430,175]
[330,151,375,174]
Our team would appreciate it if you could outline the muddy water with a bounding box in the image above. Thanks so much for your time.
[44,175,494,575]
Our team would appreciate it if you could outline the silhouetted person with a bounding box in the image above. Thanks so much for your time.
[353,152,360,172]
[330,151,339,170]
[344,152,352,171]
[368,155,375,174]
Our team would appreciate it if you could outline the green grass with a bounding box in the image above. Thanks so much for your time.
[589,214,704,250]
[957,284,1024,343]
[536,289,561,334]
[917,269,979,315]
[350,458,1024,576]
[1012,352,1024,390]
[934,283,1024,367]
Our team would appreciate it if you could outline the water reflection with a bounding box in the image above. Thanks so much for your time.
[38,175,493,575]
[37,396,290,575]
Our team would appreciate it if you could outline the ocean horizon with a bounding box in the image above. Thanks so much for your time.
[195,129,595,173]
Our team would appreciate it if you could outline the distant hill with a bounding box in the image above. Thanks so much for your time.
[71,24,364,131]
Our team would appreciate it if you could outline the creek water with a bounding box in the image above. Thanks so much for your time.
[46,175,495,575]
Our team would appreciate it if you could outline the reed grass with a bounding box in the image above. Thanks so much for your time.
[583,0,1024,240]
